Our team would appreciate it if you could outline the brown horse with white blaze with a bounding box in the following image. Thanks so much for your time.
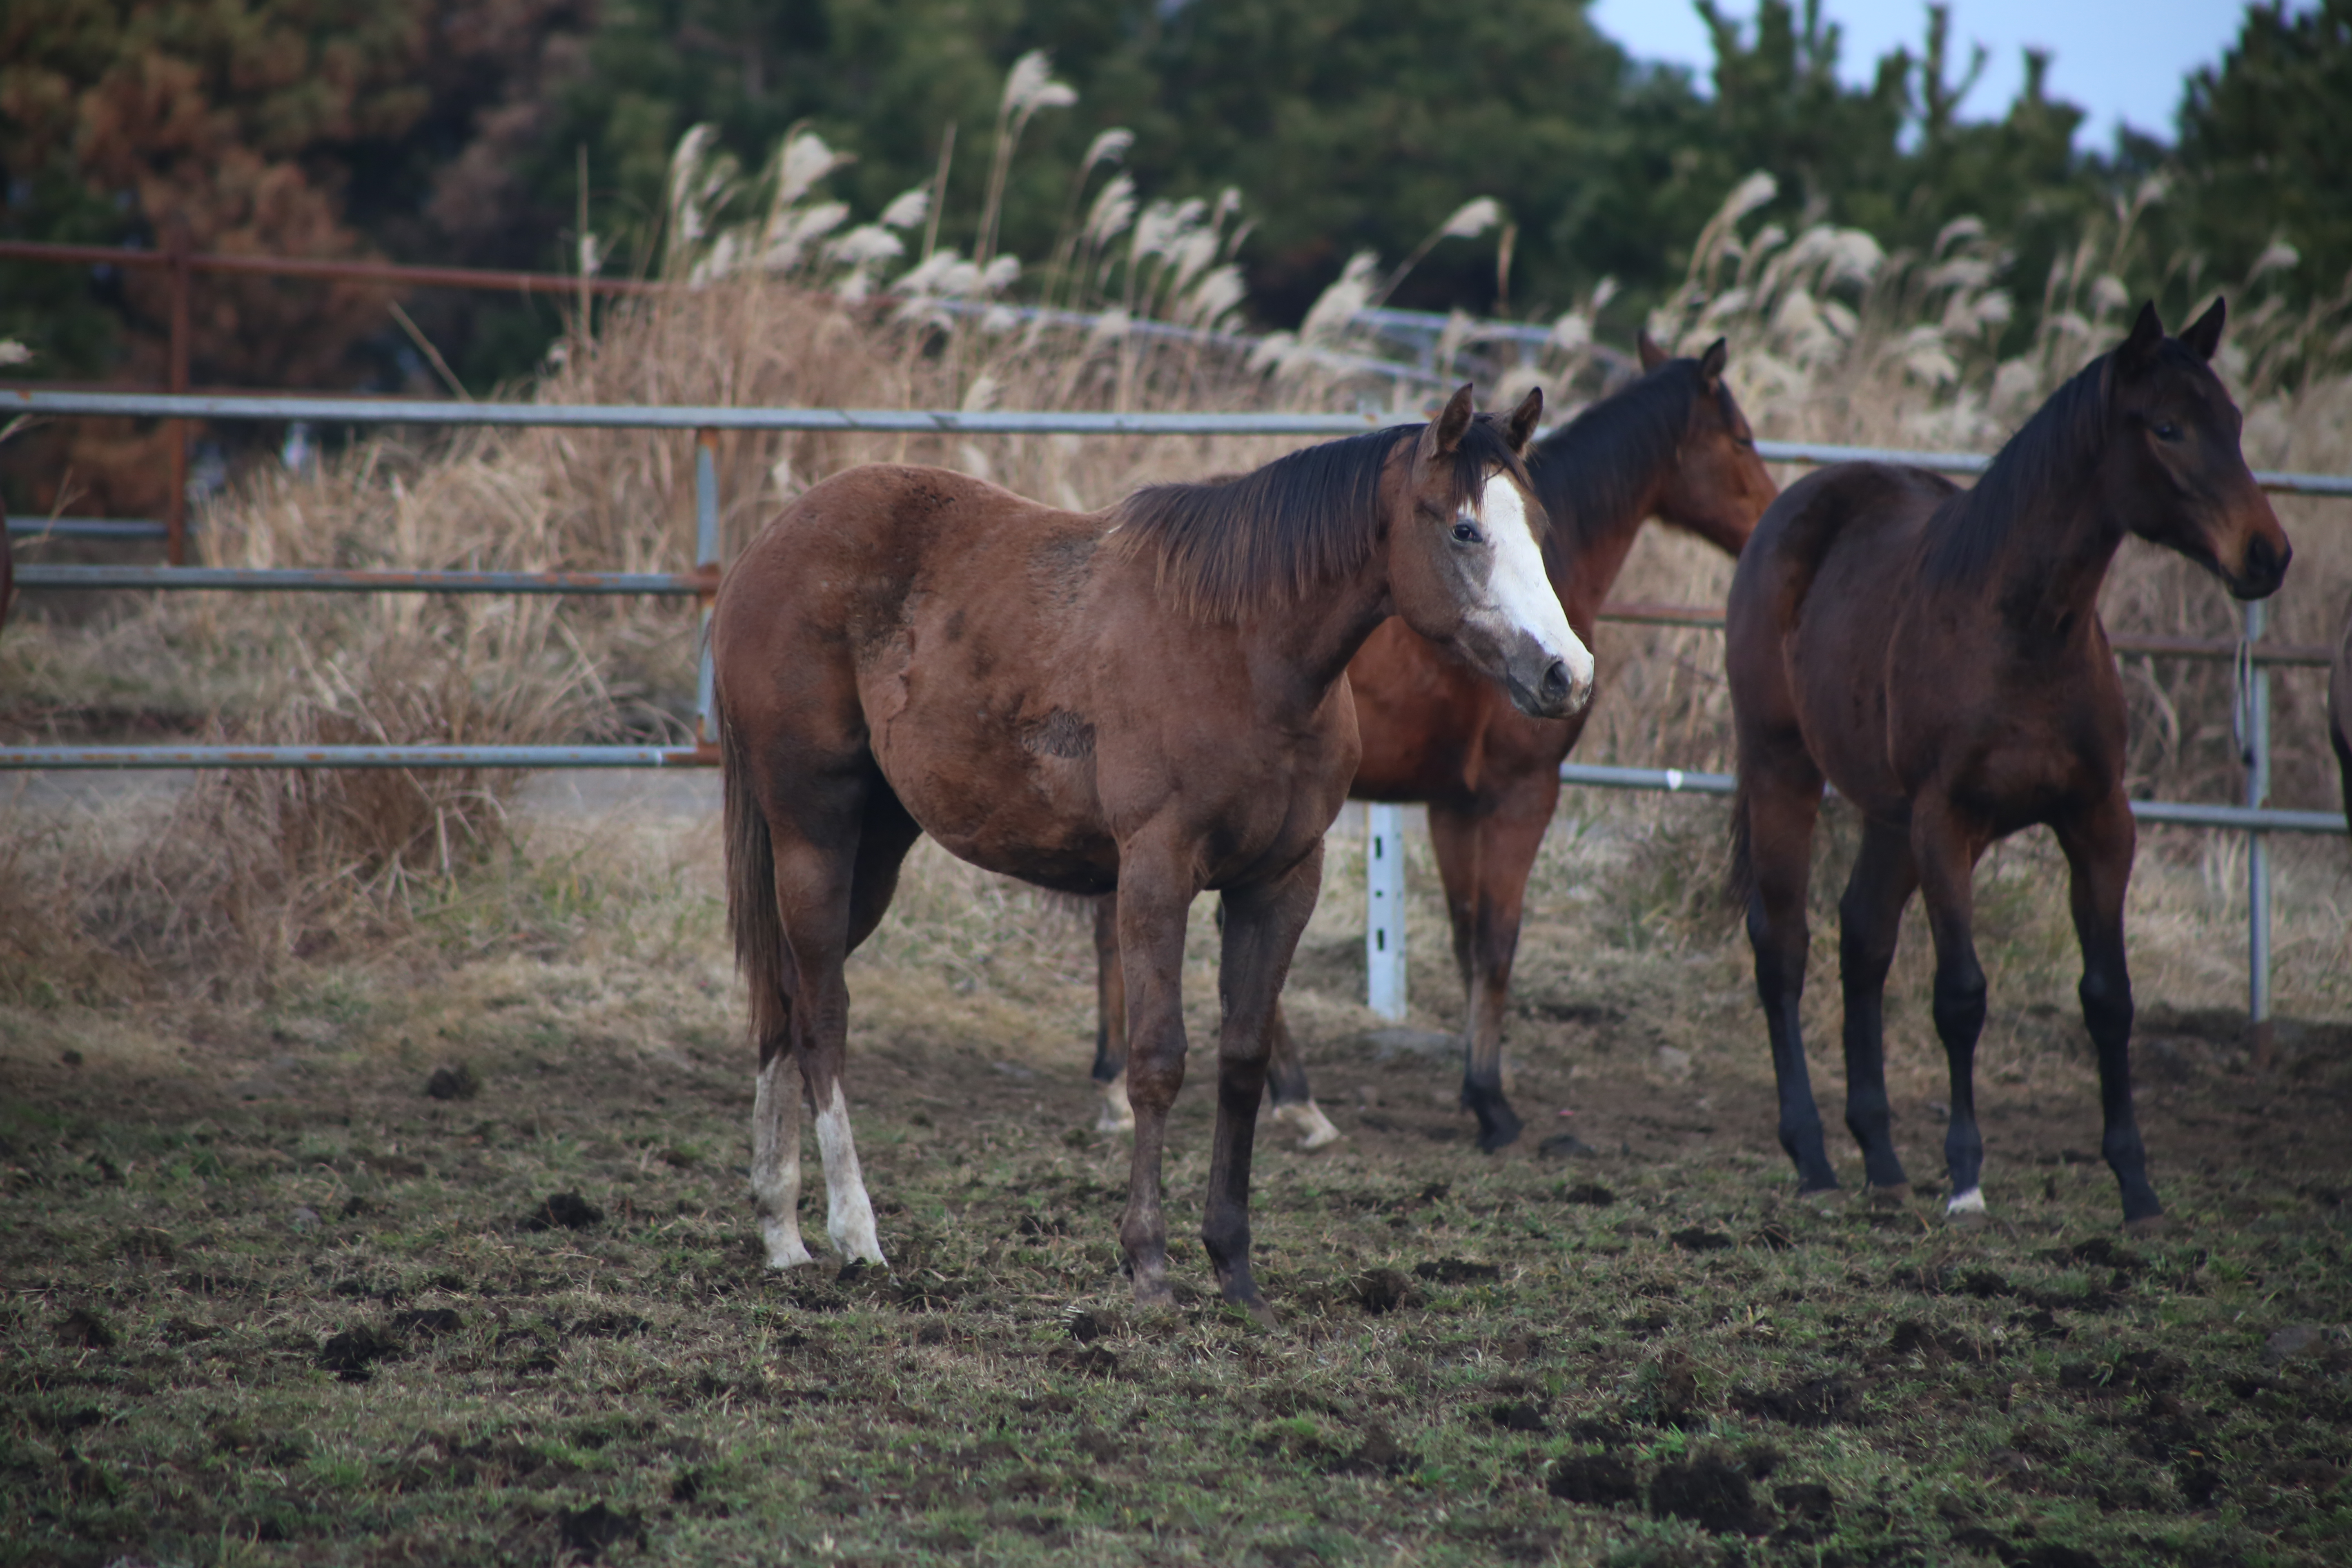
[1726,300,2288,1229]
[1089,334,1777,1150]
[714,385,1589,1320]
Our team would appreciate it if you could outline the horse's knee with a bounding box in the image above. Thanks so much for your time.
[1836,914,1898,990]
[2079,967,2132,1043]
[1932,961,1987,1042]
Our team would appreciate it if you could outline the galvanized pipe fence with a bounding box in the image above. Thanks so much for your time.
[4,386,2346,1046]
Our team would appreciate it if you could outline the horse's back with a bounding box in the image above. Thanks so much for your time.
[1727,463,1958,813]
[1730,464,1952,631]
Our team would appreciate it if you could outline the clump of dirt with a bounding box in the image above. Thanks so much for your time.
[53,1307,114,1349]
[425,1063,481,1100]
[523,1192,604,1231]
[1650,1455,1765,1535]
[316,1324,402,1381]
[1547,1452,1638,1506]
[557,1500,645,1562]
[1733,1376,1863,1426]
[1354,1268,1414,1314]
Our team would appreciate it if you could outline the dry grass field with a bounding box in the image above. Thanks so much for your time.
[4,172,2352,1565]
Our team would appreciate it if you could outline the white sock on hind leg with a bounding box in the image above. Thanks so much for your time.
[751,1060,813,1269]
[815,1080,887,1265]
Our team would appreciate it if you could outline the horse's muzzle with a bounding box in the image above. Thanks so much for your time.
[1508,655,1592,720]
[2227,531,2290,600]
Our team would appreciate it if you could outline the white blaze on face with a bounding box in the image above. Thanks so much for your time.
[1472,470,1592,690]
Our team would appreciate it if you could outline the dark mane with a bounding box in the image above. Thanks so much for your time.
[1921,351,2112,586]
[1110,414,1531,622]
[1526,361,1701,558]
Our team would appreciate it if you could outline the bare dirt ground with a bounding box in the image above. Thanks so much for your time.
[4,802,2352,1567]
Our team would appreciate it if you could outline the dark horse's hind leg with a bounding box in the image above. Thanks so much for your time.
[1911,800,1991,1218]
[1742,753,1838,1192]
[1198,849,1324,1327]
[1429,791,1552,1151]
[2057,793,2163,1229]
[1089,895,1132,1132]
[1837,818,1917,1194]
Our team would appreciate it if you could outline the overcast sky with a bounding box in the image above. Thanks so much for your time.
[1589,0,2272,148]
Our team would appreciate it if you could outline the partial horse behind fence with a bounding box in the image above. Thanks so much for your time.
[1087,334,1776,1150]
[2330,613,2352,835]
[1725,299,2288,1230]
[714,385,1590,1321]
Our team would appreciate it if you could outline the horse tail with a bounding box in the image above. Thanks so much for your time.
[1726,768,1756,915]
[720,694,790,1058]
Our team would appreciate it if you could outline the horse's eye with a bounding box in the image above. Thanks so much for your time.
[2152,420,2182,443]
[1452,519,1483,545]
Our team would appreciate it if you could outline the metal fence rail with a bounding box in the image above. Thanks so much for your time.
[8,386,2348,1051]
[16,565,706,596]
[13,388,2352,499]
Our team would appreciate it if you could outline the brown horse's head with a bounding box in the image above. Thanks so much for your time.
[1636,332,1777,556]
[2107,298,2288,599]
[1390,385,1593,719]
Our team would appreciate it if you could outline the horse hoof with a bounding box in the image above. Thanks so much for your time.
[1272,1100,1342,1150]
[2123,1212,2170,1238]
[1795,1178,1842,1202]
[1094,1103,1135,1135]
[1473,1110,1525,1152]
[1225,1293,1281,1331]
[1866,1184,1910,1210]
[1944,1187,1987,1225]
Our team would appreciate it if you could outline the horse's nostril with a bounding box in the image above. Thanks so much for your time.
[1539,659,1570,704]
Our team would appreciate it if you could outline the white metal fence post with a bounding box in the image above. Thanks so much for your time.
[1366,803,1407,1020]
[695,429,721,748]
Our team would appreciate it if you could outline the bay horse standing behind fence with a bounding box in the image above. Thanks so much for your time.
[714,385,1590,1321]
[1087,334,1776,1151]
[1726,300,2288,1230]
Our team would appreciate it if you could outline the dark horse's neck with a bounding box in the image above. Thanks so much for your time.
[1923,357,2124,643]
[1526,368,1695,616]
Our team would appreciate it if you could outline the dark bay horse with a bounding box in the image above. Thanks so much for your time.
[714,385,1590,1320]
[1089,334,1778,1150]
[1726,300,2288,1230]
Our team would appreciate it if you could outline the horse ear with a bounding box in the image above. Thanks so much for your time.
[2180,296,2226,361]
[1505,386,1544,454]
[1423,383,1476,460]
[2119,301,2165,365]
[1698,337,1729,388]
[1637,329,1669,371]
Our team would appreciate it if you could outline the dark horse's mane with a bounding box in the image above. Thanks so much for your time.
[1110,414,1532,622]
[1921,348,2115,587]
[1527,361,1704,563]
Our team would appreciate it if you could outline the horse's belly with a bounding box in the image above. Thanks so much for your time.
[867,688,1116,892]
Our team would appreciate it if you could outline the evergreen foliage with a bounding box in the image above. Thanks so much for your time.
[1,0,2343,392]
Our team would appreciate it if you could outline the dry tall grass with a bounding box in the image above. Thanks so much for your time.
[5,133,2350,1017]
